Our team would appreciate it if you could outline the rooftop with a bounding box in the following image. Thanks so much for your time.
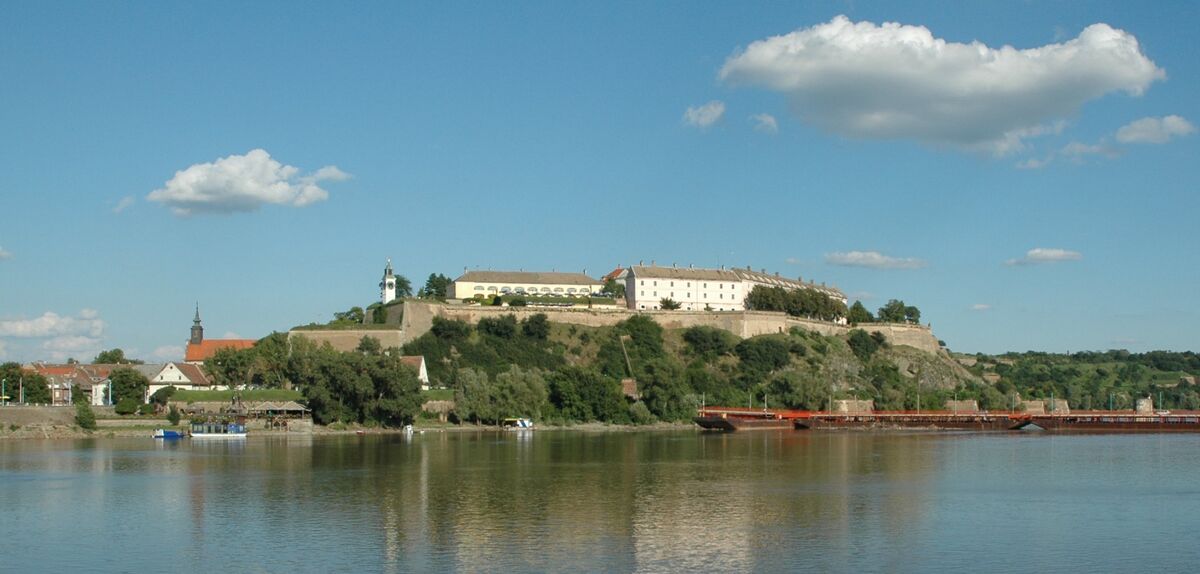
[454,270,600,285]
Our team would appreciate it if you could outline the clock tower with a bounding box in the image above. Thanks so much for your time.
[380,259,397,304]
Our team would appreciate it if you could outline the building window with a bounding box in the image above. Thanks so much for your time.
[640,280,644,286]
[640,291,644,296]
[653,281,657,286]
[670,281,674,287]
[688,293,691,298]
[653,291,657,296]
[474,286,484,291]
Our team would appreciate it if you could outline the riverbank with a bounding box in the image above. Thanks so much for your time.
[0,420,698,440]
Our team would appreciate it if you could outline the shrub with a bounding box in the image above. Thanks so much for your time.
[114,397,139,415]
[149,385,177,406]
[682,326,737,358]
[522,314,550,340]
[478,314,518,338]
[847,329,880,362]
[75,402,97,430]
[167,405,181,425]
[137,403,156,416]
[629,401,656,425]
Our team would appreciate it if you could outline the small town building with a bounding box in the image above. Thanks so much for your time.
[449,270,602,300]
[24,363,112,406]
[184,306,255,364]
[400,356,431,390]
[142,362,222,402]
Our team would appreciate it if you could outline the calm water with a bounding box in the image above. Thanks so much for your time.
[2,430,1198,573]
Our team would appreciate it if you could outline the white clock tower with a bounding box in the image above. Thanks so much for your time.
[380,259,397,304]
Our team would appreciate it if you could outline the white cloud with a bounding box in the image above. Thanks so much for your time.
[222,331,242,339]
[1060,140,1121,162]
[112,196,135,214]
[1016,157,1052,170]
[0,247,11,260]
[40,336,102,363]
[151,345,184,361]
[1006,247,1083,266]
[825,250,927,269]
[720,16,1164,155]
[971,303,992,311]
[784,257,800,265]
[0,310,105,338]
[147,149,348,216]
[683,101,726,128]
[1115,115,1195,144]
[751,113,779,133]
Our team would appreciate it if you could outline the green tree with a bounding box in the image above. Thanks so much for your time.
[167,405,181,426]
[904,305,921,324]
[94,348,142,364]
[420,273,452,300]
[356,335,383,355]
[393,275,414,298]
[114,397,139,415]
[601,278,626,298]
[478,314,518,338]
[659,298,682,310]
[149,385,177,406]
[877,299,908,323]
[735,336,792,375]
[847,301,874,324]
[766,371,827,410]
[75,402,97,430]
[847,329,881,361]
[682,326,737,359]
[522,314,551,340]
[109,367,149,404]
[430,317,471,341]
[333,306,365,324]
[206,347,256,390]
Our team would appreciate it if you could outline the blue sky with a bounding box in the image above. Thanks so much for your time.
[2,1,1197,362]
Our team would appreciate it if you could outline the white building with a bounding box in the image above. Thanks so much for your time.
[624,265,744,311]
[624,263,848,318]
[380,259,398,305]
[449,270,602,300]
[141,362,225,402]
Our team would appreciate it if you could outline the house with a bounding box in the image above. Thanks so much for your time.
[24,363,112,406]
[449,270,602,300]
[142,362,223,402]
[400,356,431,390]
[184,306,256,364]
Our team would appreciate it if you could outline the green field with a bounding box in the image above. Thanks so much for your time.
[173,389,304,402]
[421,388,454,401]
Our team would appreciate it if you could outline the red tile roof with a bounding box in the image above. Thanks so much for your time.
[185,339,256,362]
[173,362,212,386]
[399,356,425,369]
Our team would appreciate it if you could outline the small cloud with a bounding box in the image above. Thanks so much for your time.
[147,149,348,216]
[971,303,991,311]
[1059,140,1121,162]
[751,113,779,134]
[825,251,927,270]
[222,331,242,339]
[1016,157,1052,170]
[151,345,184,361]
[683,101,726,128]
[0,310,105,338]
[784,257,800,265]
[112,196,136,214]
[1006,247,1083,266]
[1115,115,1195,144]
[0,247,11,260]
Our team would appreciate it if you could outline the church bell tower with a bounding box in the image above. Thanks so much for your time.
[380,259,397,305]
[190,304,204,345]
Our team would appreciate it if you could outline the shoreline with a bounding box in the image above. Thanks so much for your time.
[0,420,698,440]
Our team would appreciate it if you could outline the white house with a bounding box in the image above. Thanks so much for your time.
[400,356,431,390]
[142,362,224,402]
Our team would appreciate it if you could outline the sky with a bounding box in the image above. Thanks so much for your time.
[1,1,1198,363]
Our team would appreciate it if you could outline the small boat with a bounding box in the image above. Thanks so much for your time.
[502,418,534,430]
[190,419,248,438]
[153,429,185,439]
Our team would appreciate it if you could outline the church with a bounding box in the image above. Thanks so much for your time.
[184,306,256,364]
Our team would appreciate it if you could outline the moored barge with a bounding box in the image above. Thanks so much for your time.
[1030,411,1200,432]
[797,412,1029,431]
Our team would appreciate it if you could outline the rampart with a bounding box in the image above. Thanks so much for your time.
[404,301,942,354]
[287,329,406,352]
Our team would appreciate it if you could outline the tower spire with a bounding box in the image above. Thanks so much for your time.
[190,304,204,345]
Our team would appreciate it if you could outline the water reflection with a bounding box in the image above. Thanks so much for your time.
[2,431,1200,572]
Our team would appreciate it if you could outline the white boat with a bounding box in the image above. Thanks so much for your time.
[190,420,248,438]
[502,418,534,430]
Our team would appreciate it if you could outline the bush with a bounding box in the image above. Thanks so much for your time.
[522,314,550,340]
[167,405,181,426]
[848,329,882,362]
[138,403,156,415]
[149,385,177,406]
[114,397,140,415]
[629,401,656,425]
[74,402,97,430]
[682,326,737,358]
[478,314,518,338]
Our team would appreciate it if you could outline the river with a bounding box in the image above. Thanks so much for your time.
[1,430,1197,573]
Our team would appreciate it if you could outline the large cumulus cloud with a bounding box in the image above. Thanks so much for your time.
[720,16,1164,154]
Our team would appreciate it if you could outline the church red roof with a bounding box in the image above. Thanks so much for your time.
[185,339,256,362]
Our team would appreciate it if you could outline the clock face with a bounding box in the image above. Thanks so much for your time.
[387,282,394,289]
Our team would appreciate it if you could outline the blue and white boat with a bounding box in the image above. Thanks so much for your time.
[190,419,248,438]
[153,429,185,439]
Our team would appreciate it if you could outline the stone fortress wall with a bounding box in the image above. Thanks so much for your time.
[292,300,942,355]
